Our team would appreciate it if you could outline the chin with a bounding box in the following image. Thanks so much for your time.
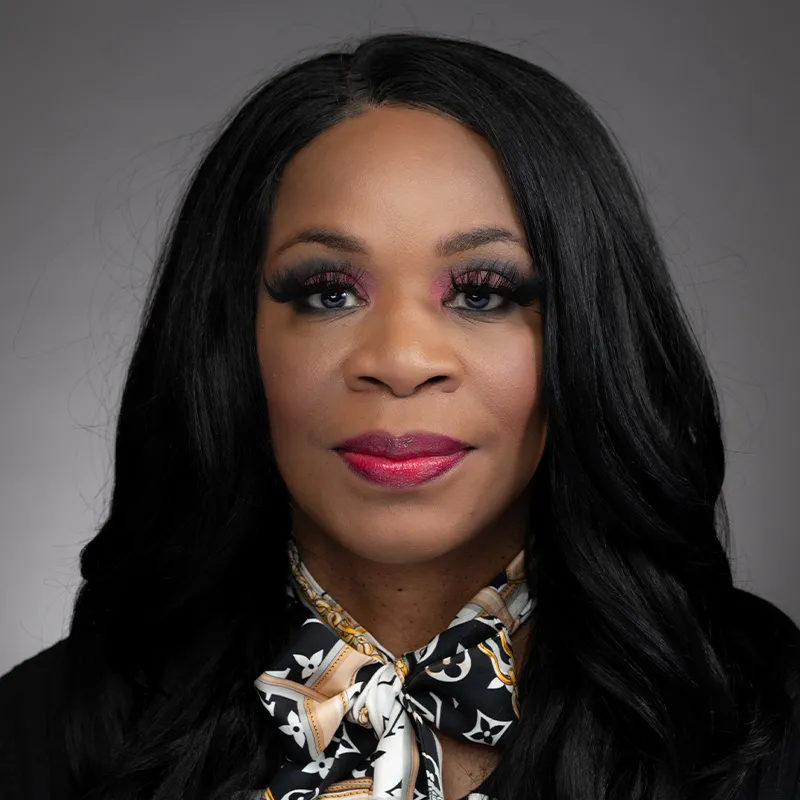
[334,524,474,567]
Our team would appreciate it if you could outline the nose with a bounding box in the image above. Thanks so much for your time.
[342,294,463,398]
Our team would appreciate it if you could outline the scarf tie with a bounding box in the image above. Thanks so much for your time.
[254,541,534,800]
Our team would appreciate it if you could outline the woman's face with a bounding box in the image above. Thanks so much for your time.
[256,106,547,566]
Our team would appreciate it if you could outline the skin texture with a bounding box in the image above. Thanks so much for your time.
[256,106,546,796]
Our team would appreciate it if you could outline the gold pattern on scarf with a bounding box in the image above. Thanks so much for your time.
[288,544,382,659]
[393,656,409,684]
[476,628,521,718]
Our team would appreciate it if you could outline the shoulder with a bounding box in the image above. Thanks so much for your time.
[738,592,800,799]
[0,638,67,691]
[747,712,800,799]
[0,639,73,800]
[0,639,68,720]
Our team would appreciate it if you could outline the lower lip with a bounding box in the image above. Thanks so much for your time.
[335,449,471,488]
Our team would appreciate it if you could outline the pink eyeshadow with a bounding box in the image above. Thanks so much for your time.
[428,272,452,304]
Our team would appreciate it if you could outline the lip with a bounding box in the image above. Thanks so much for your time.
[333,431,475,489]
[334,431,473,460]
[336,449,471,488]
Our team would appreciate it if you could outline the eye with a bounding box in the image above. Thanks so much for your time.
[262,256,544,318]
[305,284,362,311]
[262,259,367,315]
[443,260,543,317]
[445,287,509,313]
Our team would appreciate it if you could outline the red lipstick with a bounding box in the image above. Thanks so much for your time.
[333,431,474,488]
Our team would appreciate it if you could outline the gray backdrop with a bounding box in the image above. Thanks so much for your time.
[1,0,798,676]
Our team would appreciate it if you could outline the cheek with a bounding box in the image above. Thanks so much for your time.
[259,358,317,440]
[255,320,327,443]
[477,327,544,433]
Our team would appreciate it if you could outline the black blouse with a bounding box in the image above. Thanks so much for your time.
[1,640,799,799]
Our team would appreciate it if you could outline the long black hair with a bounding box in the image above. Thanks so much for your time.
[65,31,800,800]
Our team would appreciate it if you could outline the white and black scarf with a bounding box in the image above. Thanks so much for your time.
[254,539,534,800]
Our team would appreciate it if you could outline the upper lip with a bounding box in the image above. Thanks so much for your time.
[334,431,474,460]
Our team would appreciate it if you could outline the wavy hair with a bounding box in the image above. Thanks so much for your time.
[65,31,800,800]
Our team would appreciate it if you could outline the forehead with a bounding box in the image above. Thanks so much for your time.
[266,106,524,253]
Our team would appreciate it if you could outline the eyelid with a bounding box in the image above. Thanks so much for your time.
[446,257,530,283]
[268,256,364,288]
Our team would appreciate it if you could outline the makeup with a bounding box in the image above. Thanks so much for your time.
[336,449,471,488]
[262,256,544,317]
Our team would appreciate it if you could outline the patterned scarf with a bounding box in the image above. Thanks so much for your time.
[254,539,534,800]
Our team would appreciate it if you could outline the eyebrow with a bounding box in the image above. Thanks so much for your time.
[273,225,527,258]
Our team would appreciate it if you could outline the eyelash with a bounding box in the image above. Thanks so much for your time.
[262,257,544,318]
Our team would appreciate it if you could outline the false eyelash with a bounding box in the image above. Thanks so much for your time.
[446,259,544,308]
[262,257,367,304]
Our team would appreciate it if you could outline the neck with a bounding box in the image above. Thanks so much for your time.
[290,496,531,658]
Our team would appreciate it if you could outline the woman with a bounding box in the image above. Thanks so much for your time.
[1,30,798,800]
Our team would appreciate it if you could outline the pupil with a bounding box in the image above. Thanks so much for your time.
[323,291,346,308]
[468,293,489,308]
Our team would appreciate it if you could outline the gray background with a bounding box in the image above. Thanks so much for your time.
[1,0,798,676]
